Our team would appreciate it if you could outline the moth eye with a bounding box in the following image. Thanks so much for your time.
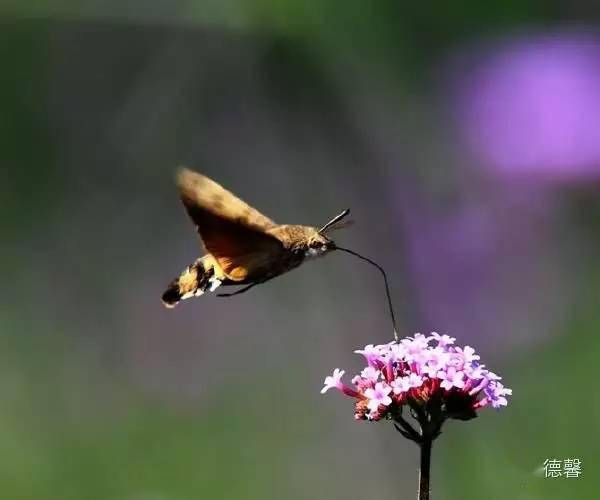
[321,245,327,251]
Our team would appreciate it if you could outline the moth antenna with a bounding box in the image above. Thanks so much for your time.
[318,208,351,235]
[335,246,399,342]
[323,219,355,233]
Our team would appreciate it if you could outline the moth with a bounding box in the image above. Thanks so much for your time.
[162,168,352,308]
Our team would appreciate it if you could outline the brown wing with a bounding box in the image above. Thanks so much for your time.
[177,168,285,281]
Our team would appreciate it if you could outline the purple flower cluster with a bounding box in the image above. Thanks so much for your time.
[321,333,511,422]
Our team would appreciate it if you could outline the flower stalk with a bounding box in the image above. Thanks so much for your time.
[418,434,432,500]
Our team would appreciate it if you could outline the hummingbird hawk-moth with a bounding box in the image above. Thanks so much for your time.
[161,168,353,308]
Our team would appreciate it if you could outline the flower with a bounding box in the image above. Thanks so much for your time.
[323,333,511,500]
[321,368,345,394]
[391,373,424,394]
[321,332,511,422]
[483,382,513,409]
[454,346,480,364]
[421,347,449,376]
[438,366,465,390]
[429,332,456,346]
[354,344,382,366]
[401,334,431,363]
[364,382,393,412]
[360,366,381,382]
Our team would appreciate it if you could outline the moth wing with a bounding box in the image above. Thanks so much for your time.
[215,251,282,282]
[177,168,285,281]
[177,168,277,230]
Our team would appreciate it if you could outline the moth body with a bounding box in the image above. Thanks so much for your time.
[162,169,349,308]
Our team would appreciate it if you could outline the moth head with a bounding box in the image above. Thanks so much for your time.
[304,209,353,258]
[304,232,336,259]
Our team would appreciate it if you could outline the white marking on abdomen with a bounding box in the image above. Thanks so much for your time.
[208,276,222,292]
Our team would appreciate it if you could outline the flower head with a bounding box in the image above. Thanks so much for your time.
[322,332,511,423]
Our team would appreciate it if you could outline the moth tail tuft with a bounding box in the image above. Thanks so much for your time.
[161,258,221,308]
[161,282,182,308]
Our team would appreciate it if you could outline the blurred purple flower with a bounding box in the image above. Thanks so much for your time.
[455,33,600,182]
[321,333,511,422]
[395,182,566,354]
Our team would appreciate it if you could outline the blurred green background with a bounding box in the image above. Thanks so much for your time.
[1,2,599,499]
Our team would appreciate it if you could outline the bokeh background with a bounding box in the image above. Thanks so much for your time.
[2,2,599,499]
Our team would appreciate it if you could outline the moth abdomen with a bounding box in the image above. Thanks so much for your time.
[162,257,221,308]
